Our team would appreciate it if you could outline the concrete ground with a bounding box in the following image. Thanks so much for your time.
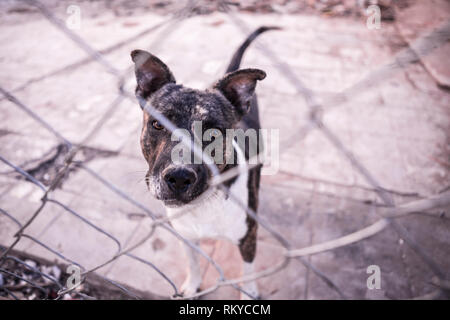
[0,1,449,299]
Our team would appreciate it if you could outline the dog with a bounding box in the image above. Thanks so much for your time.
[130,26,277,299]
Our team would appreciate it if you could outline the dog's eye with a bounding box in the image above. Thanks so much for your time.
[151,120,164,130]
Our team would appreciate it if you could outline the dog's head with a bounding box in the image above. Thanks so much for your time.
[130,49,265,207]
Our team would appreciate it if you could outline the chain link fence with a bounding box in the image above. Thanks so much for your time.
[0,0,449,300]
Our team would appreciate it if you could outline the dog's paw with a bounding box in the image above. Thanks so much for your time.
[180,278,201,299]
[240,291,260,300]
[240,282,259,300]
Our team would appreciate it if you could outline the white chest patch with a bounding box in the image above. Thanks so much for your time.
[165,141,249,244]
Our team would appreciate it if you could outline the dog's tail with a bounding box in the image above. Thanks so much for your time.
[225,26,281,74]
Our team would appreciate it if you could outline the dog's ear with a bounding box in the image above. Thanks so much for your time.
[130,50,176,101]
[214,68,266,116]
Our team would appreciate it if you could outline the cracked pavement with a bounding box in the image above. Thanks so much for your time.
[0,0,449,299]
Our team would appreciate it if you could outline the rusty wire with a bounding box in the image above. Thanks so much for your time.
[0,0,449,300]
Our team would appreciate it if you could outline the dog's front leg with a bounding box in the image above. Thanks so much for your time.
[180,241,202,298]
[239,220,259,300]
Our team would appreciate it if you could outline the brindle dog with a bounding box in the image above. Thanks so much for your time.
[131,26,278,299]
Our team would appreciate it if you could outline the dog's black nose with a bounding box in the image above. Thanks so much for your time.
[163,168,197,193]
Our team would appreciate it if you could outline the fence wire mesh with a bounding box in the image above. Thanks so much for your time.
[0,0,449,300]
